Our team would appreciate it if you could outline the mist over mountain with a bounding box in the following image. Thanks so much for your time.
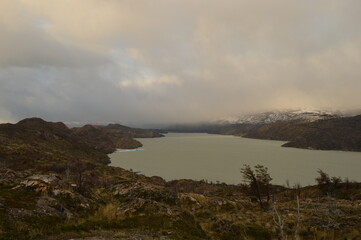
[166,109,344,131]
[217,109,341,125]
[1,1,361,125]
[63,109,358,129]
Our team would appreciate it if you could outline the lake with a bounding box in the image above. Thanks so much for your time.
[109,133,361,186]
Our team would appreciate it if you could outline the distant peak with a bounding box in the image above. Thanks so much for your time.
[106,123,129,129]
[16,117,69,131]
[220,109,341,125]
[17,117,47,125]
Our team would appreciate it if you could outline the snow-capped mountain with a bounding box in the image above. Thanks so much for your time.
[220,110,340,125]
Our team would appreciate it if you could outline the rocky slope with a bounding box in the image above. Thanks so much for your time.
[1,165,361,239]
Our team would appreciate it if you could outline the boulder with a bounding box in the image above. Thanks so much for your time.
[19,174,60,193]
[114,181,179,206]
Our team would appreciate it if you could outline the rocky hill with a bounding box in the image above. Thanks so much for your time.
[245,115,361,151]
[0,118,163,170]
[1,161,361,239]
[71,123,164,153]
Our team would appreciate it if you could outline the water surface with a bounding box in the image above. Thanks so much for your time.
[109,133,361,186]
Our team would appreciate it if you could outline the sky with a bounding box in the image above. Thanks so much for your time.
[1,0,361,126]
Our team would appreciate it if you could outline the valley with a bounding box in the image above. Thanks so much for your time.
[1,117,361,239]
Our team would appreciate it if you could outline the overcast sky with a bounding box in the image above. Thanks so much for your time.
[1,0,361,126]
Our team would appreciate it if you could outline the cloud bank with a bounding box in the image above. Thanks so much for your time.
[1,0,361,126]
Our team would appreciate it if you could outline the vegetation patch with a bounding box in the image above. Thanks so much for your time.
[0,185,39,209]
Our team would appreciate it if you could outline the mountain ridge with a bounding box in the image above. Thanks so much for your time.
[218,109,341,125]
[166,111,361,152]
[0,117,163,170]
[245,114,361,151]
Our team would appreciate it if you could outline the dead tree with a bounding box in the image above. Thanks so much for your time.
[272,192,301,240]
[272,201,285,240]
[294,195,300,240]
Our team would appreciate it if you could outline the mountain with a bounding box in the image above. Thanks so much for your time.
[167,110,340,135]
[221,110,340,125]
[71,124,143,153]
[0,118,163,170]
[104,123,164,138]
[71,123,164,152]
[167,111,361,152]
[245,115,361,151]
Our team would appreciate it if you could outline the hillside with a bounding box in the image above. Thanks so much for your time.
[0,118,162,170]
[2,164,361,240]
[71,123,164,152]
[245,115,361,151]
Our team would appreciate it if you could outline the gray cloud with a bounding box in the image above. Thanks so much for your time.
[1,0,361,126]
